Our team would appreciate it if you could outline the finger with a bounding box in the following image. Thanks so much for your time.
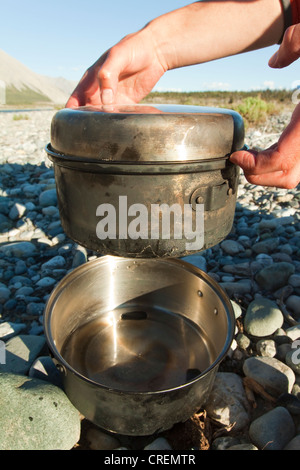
[65,94,80,108]
[67,68,102,107]
[98,37,145,105]
[230,148,284,175]
[65,80,86,108]
[243,170,284,187]
[230,148,300,189]
[98,48,127,104]
[269,24,300,68]
[65,70,89,108]
[242,170,298,189]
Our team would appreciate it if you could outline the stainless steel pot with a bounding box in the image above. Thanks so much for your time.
[46,104,244,258]
[44,256,235,436]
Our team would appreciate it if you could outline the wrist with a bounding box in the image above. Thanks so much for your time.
[143,17,173,72]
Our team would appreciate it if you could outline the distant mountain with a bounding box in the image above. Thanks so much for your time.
[0,49,77,105]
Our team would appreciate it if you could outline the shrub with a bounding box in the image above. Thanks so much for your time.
[232,96,277,125]
[13,114,29,121]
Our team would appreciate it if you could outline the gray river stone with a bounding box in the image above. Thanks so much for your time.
[284,435,300,450]
[0,321,26,341]
[244,297,283,337]
[205,372,250,431]
[0,287,11,304]
[219,279,252,297]
[249,407,295,450]
[220,240,245,256]
[255,262,295,291]
[9,202,26,221]
[41,255,66,270]
[0,372,80,450]
[286,295,300,317]
[86,428,121,450]
[28,356,63,388]
[72,245,88,268]
[211,436,241,450]
[289,274,300,288]
[256,338,277,357]
[0,335,46,375]
[252,237,280,254]
[0,241,37,258]
[144,437,173,450]
[226,443,258,450]
[180,254,207,272]
[286,325,300,341]
[39,188,57,207]
[243,356,295,397]
[285,349,300,376]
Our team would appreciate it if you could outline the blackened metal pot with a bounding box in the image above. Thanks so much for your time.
[44,256,235,436]
[46,104,244,258]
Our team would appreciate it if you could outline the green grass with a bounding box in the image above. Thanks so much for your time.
[2,87,293,127]
[231,96,278,126]
[5,85,51,106]
[142,90,292,127]
[143,89,292,106]
[12,114,30,121]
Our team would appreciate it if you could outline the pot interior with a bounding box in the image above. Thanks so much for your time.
[45,256,234,393]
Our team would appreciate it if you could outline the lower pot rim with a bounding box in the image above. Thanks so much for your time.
[43,256,235,395]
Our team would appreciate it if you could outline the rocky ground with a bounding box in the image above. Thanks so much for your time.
[0,108,299,451]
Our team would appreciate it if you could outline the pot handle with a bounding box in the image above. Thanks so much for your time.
[190,181,230,211]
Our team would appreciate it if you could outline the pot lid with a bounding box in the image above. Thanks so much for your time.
[49,104,244,163]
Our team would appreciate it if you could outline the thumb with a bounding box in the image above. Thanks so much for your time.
[229,148,276,187]
[269,23,300,68]
[230,148,259,173]
[230,145,284,175]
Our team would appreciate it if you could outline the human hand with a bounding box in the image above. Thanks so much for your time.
[66,29,167,108]
[230,23,300,189]
[268,23,300,68]
[65,1,284,109]
[230,103,300,189]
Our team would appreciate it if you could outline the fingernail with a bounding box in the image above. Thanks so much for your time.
[269,51,278,67]
[101,88,114,105]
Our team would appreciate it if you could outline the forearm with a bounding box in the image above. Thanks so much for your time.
[66,0,287,107]
[148,0,285,71]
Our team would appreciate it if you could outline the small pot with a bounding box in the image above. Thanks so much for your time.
[46,104,244,258]
[44,256,235,436]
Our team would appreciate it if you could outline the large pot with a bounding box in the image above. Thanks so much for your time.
[44,256,235,436]
[46,104,244,258]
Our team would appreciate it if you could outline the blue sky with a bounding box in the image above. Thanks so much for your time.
[1,0,298,92]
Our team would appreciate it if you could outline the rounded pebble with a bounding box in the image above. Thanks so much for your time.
[255,262,295,291]
[244,298,283,337]
[86,428,121,450]
[0,372,80,450]
[205,372,250,431]
[249,407,295,450]
[243,356,295,397]
[144,437,172,450]
[256,338,277,357]
[284,435,300,450]
[226,443,258,450]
